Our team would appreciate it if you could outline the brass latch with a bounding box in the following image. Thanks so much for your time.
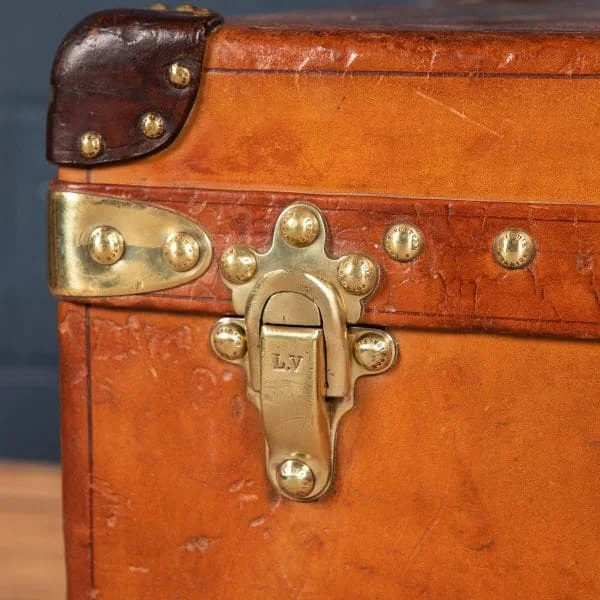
[211,204,397,501]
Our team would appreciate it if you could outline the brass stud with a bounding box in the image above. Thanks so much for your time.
[492,228,536,270]
[150,2,168,9]
[353,332,394,372]
[337,254,378,296]
[384,222,425,263]
[79,132,104,159]
[280,206,320,248]
[167,62,192,89]
[176,5,213,15]
[212,323,248,361]
[220,246,257,285]
[176,3,200,11]
[162,232,200,272]
[276,459,315,500]
[140,112,166,139]
[88,226,125,265]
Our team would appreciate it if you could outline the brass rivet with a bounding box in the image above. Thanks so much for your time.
[276,459,315,499]
[337,254,378,296]
[280,206,320,248]
[212,323,247,361]
[150,2,168,9]
[88,226,125,265]
[220,246,257,285]
[167,62,192,89]
[79,132,104,159]
[140,112,166,139]
[193,7,214,16]
[492,228,536,270]
[163,232,200,272]
[353,332,394,372]
[176,5,213,15]
[384,222,425,263]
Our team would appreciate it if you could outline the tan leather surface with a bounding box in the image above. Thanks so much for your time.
[58,302,92,600]
[51,181,600,340]
[54,10,600,599]
[206,27,600,72]
[55,25,600,204]
[59,304,600,599]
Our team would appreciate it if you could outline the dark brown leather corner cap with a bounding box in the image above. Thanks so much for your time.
[47,9,223,167]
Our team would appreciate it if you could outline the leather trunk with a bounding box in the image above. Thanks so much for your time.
[48,3,600,599]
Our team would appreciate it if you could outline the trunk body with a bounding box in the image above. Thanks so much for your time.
[49,4,600,599]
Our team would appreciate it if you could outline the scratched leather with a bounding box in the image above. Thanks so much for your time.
[56,23,600,205]
[52,5,600,599]
[52,181,600,340]
[59,302,600,599]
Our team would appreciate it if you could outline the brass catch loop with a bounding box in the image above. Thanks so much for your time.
[211,203,398,501]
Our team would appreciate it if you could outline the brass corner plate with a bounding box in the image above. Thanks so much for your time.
[211,202,398,502]
[48,190,212,297]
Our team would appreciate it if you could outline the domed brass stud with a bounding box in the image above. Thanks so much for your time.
[211,322,247,361]
[176,4,212,13]
[353,331,395,372]
[492,228,536,270]
[88,226,125,266]
[337,254,378,296]
[384,222,425,263]
[162,232,200,272]
[79,132,104,159]
[280,206,320,248]
[140,112,166,139]
[276,459,315,500]
[220,246,257,285]
[167,62,191,89]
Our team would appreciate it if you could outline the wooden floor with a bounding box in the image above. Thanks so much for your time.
[0,461,65,600]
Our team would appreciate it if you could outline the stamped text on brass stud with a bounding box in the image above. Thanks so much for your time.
[88,226,125,265]
[163,232,200,272]
[141,112,166,139]
[220,246,257,285]
[276,459,315,500]
[337,254,378,296]
[280,205,320,248]
[353,331,395,372]
[492,228,536,270]
[384,222,425,263]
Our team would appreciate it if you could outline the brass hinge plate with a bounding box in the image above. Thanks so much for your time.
[48,190,212,297]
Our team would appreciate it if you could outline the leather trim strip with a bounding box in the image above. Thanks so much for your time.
[50,181,600,340]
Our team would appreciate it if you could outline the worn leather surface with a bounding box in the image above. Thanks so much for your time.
[53,5,600,599]
[51,181,600,340]
[59,302,600,599]
[58,303,91,600]
[75,62,600,204]
[47,9,223,166]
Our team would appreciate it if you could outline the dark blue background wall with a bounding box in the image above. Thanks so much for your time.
[0,0,380,462]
